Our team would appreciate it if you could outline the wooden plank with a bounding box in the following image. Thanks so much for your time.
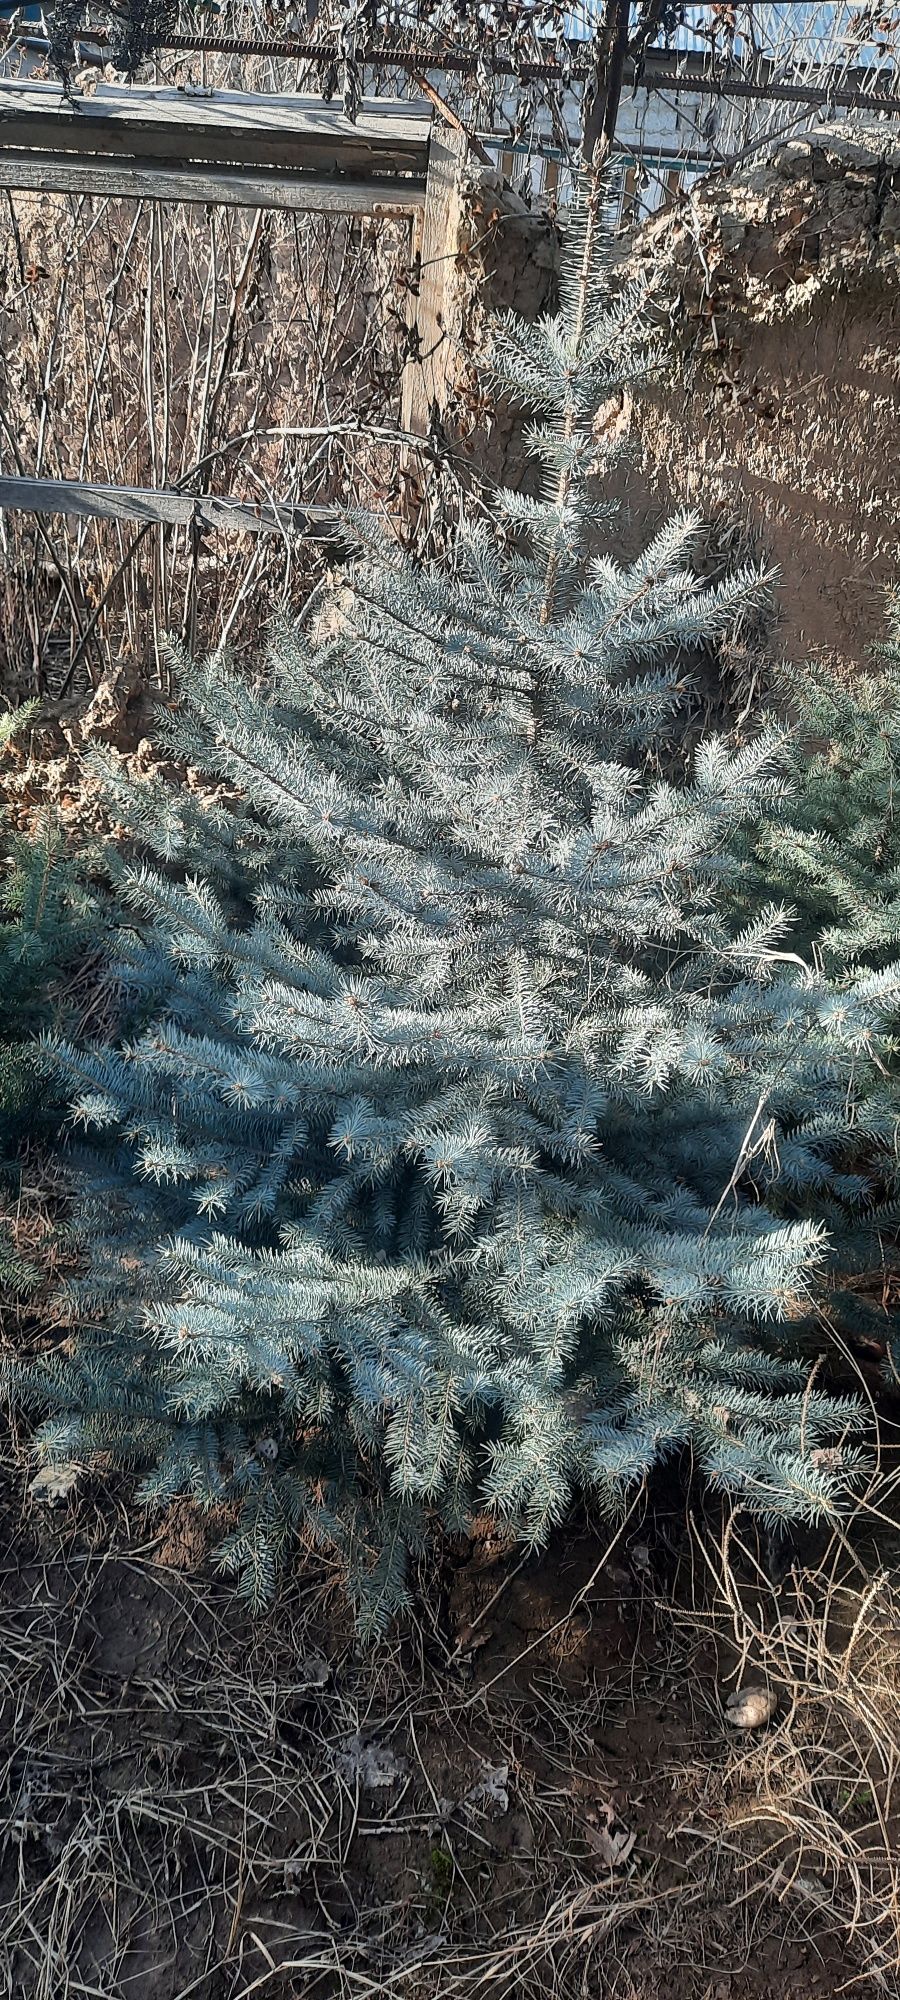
[0,476,336,538]
[401,125,465,437]
[0,149,426,213]
[0,84,431,178]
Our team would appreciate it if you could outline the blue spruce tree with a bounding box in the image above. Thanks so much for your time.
[732,604,900,1381]
[21,198,897,1626]
[740,599,900,970]
[0,703,96,1294]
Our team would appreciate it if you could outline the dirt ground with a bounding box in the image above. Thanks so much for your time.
[1,1436,893,2000]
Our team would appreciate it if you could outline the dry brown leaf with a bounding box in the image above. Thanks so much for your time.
[584,1802,637,1868]
[29,1463,79,1506]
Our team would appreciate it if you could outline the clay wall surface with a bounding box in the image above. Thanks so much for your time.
[619,125,900,673]
[450,124,900,675]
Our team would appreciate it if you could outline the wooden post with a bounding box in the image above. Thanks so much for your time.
[400,124,466,439]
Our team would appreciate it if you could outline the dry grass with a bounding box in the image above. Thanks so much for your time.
[1,1458,894,2000]
[0,1528,647,2000]
[672,1492,900,1992]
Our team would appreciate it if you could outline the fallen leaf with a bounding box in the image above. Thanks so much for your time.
[452,1621,494,1658]
[465,1761,509,1813]
[335,1732,408,1788]
[584,1802,636,1868]
[29,1463,78,1506]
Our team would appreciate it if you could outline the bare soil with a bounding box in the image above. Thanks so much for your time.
[0,1455,886,2000]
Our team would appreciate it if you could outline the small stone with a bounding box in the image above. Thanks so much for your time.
[296,1654,330,1690]
[725,1684,778,1730]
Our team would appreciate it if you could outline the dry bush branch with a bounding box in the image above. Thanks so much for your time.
[0,192,417,704]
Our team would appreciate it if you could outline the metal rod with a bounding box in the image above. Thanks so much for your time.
[581,0,631,169]
[134,35,900,115]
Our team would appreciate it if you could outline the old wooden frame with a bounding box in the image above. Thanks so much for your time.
[0,80,451,538]
[0,83,430,203]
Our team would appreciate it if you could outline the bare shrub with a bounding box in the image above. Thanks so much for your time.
[0,190,414,701]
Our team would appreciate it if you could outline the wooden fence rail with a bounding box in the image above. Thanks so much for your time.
[0,83,431,194]
[0,149,426,211]
[0,477,335,538]
[0,83,456,539]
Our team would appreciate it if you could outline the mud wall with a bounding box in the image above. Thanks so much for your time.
[454,125,900,676]
[620,124,900,675]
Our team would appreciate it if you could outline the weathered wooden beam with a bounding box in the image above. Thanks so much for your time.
[0,148,425,212]
[0,476,335,538]
[0,83,431,180]
[401,125,466,439]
